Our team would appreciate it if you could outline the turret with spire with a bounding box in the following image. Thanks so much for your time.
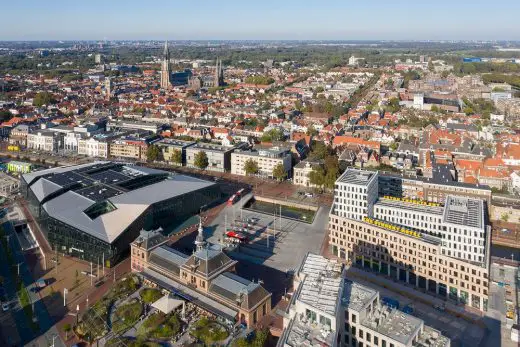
[194,215,207,251]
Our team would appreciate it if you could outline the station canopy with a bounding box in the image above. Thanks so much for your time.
[152,294,184,314]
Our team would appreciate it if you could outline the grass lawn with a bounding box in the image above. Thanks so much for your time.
[140,288,162,304]
[190,317,229,345]
[112,299,143,334]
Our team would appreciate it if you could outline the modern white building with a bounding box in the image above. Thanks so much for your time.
[329,168,491,311]
[373,195,488,263]
[278,253,450,347]
[231,146,292,178]
[333,169,379,221]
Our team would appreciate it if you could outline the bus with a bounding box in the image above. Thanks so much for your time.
[226,230,248,244]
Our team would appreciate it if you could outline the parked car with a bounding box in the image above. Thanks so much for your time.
[2,303,9,312]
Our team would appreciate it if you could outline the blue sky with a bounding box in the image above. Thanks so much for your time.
[2,0,519,41]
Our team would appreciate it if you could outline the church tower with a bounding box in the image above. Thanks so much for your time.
[214,57,224,87]
[160,41,171,89]
[104,77,113,99]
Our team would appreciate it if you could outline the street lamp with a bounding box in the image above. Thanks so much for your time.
[76,304,79,325]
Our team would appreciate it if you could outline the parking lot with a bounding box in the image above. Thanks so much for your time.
[206,192,330,274]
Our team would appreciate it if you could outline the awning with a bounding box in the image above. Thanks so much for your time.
[152,294,184,314]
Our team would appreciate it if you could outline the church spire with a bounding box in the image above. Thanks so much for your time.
[160,40,171,89]
[163,40,169,57]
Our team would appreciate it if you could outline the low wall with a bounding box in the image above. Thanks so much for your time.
[253,196,318,212]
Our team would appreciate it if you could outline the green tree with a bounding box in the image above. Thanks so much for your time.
[323,155,339,189]
[146,144,161,162]
[0,110,12,122]
[33,92,55,107]
[245,75,274,85]
[385,97,400,113]
[260,128,285,142]
[63,323,72,340]
[272,163,287,181]
[309,166,326,189]
[306,124,318,137]
[171,149,183,164]
[244,159,259,176]
[501,212,510,222]
[194,151,209,170]
[309,141,330,160]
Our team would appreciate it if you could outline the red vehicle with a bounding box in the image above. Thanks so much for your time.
[226,230,248,243]
[228,194,239,206]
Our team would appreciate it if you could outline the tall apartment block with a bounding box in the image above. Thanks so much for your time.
[329,168,490,311]
[278,253,450,347]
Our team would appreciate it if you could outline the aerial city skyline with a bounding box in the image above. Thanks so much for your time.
[0,2,519,347]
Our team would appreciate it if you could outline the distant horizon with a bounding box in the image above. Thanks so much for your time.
[2,0,520,42]
[1,39,520,42]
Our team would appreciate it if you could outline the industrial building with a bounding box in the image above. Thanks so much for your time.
[21,161,220,264]
[278,253,450,347]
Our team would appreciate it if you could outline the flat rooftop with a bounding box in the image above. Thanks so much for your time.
[284,314,335,347]
[414,326,450,347]
[189,143,234,153]
[443,195,484,229]
[376,197,444,216]
[362,305,423,346]
[341,280,378,312]
[234,146,290,158]
[296,253,343,316]
[337,168,377,186]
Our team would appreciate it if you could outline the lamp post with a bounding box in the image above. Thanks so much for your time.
[76,304,79,325]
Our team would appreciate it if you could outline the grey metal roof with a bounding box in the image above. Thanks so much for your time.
[30,178,62,202]
[151,246,189,267]
[211,272,259,296]
[31,162,216,244]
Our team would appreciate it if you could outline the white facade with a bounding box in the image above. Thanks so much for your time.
[77,137,109,158]
[27,131,60,152]
[64,132,83,152]
[231,147,292,178]
[333,169,379,221]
